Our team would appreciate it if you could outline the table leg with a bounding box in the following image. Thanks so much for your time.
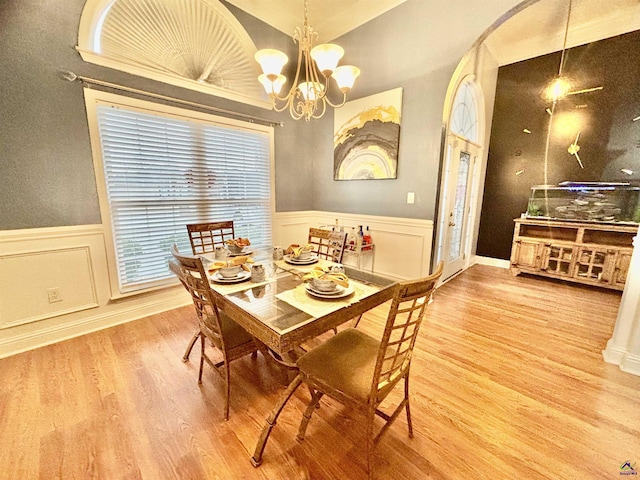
[251,374,303,467]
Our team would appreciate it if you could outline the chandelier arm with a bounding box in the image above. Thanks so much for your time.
[324,91,348,109]
[271,97,291,113]
[311,97,327,119]
[290,97,305,120]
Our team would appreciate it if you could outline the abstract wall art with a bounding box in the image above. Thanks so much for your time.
[333,87,403,180]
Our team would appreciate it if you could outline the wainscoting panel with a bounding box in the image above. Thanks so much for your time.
[0,246,98,328]
[273,211,434,280]
[0,225,190,358]
[0,213,434,358]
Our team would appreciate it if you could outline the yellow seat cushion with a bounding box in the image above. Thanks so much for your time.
[297,328,379,403]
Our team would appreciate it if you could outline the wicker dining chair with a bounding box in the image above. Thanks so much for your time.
[186,220,235,255]
[170,244,258,420]
[294,261,444,478]
[308,227,348,263]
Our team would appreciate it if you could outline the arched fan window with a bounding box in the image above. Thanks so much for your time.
[450,79,479,142]
[77,0,269,108]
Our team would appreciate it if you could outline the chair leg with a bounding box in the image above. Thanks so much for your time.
[366,409,375,480]
[296,390,324,442]
[352,314,364,328]
[223,359,231,421]
[251,375,303,467]
[404,375,413,438]
[198,334,205,385]
[182,330,200,362]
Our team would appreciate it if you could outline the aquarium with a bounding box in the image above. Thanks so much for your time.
[526,182,640,224]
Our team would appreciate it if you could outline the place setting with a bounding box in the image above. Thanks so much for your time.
[225,237,254,257]
[207,254,254,284]
[283,243,319,265]
[303,266,354,300]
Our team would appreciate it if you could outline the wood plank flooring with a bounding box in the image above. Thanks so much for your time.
[1,265,639,479]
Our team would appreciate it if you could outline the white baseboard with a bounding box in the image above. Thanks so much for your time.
[602,341,627,365]
[620,353,640,376]
[473,255,510,269]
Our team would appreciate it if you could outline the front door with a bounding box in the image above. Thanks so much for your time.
[441,137,479,280]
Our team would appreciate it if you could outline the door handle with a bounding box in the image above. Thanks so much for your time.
[448,221,456,227]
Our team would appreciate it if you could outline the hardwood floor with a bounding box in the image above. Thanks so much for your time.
[1,265,639,479]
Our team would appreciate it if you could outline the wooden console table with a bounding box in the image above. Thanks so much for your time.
[510,218,638,291]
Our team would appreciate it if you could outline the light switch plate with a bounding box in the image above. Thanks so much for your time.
[407,192,415,204]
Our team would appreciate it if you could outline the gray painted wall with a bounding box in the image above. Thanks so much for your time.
[0,0,312,229]
[0,0,521,230]
[308,0,522,220]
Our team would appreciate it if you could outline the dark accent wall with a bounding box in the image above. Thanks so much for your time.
[477,29,640,260]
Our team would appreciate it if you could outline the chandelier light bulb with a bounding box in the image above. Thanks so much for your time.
[332,65,361,93]
[310,44,344,76]
[258,74,286,95]
[546,76,571,102]
[298,82,324,101]
[255,49,288,79]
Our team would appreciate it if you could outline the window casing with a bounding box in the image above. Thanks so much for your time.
[84,89,274,297]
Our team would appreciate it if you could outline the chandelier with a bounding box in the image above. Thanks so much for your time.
[254,0,360,121]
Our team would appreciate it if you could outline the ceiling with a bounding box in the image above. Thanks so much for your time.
[484,0,640,66]
[227,0,640,66]
[225,0,408,41]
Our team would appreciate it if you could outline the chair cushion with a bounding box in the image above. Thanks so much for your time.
[297,328,379,403]
[219,312,254,349]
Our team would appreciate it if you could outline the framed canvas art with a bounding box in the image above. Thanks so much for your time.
[333,87,403,180]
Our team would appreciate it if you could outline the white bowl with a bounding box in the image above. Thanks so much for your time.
[219,265,242,278]
[311,277,337,292]
[227,244,244,254]
[295,250,313,260]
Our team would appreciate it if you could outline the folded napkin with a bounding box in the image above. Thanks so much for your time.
[207,255,254,272]
[302,266,349,287]
[286,243,314,258]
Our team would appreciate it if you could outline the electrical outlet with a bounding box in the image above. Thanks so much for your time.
[47,287,62,303]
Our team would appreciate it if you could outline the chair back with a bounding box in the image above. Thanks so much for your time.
[186,221,235,254]
[308,227,348,263]
[170,244,226,350]
[371,261,444,402]
[168,258,187,287]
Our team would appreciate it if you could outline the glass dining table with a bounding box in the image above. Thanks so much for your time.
[203,250,397,466]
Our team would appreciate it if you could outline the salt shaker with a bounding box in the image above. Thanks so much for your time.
[214,246,228,260]
[251,264,265,282]
[273,246,284,260]
[330,263,345,274]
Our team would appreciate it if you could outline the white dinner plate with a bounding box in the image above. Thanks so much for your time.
[227,249,254,257]
[306,283,346,296]
[210,270,251,283]
[305,283,354,299]
[284,254,318,265]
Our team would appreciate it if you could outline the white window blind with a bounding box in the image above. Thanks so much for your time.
[95,102,272,293]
